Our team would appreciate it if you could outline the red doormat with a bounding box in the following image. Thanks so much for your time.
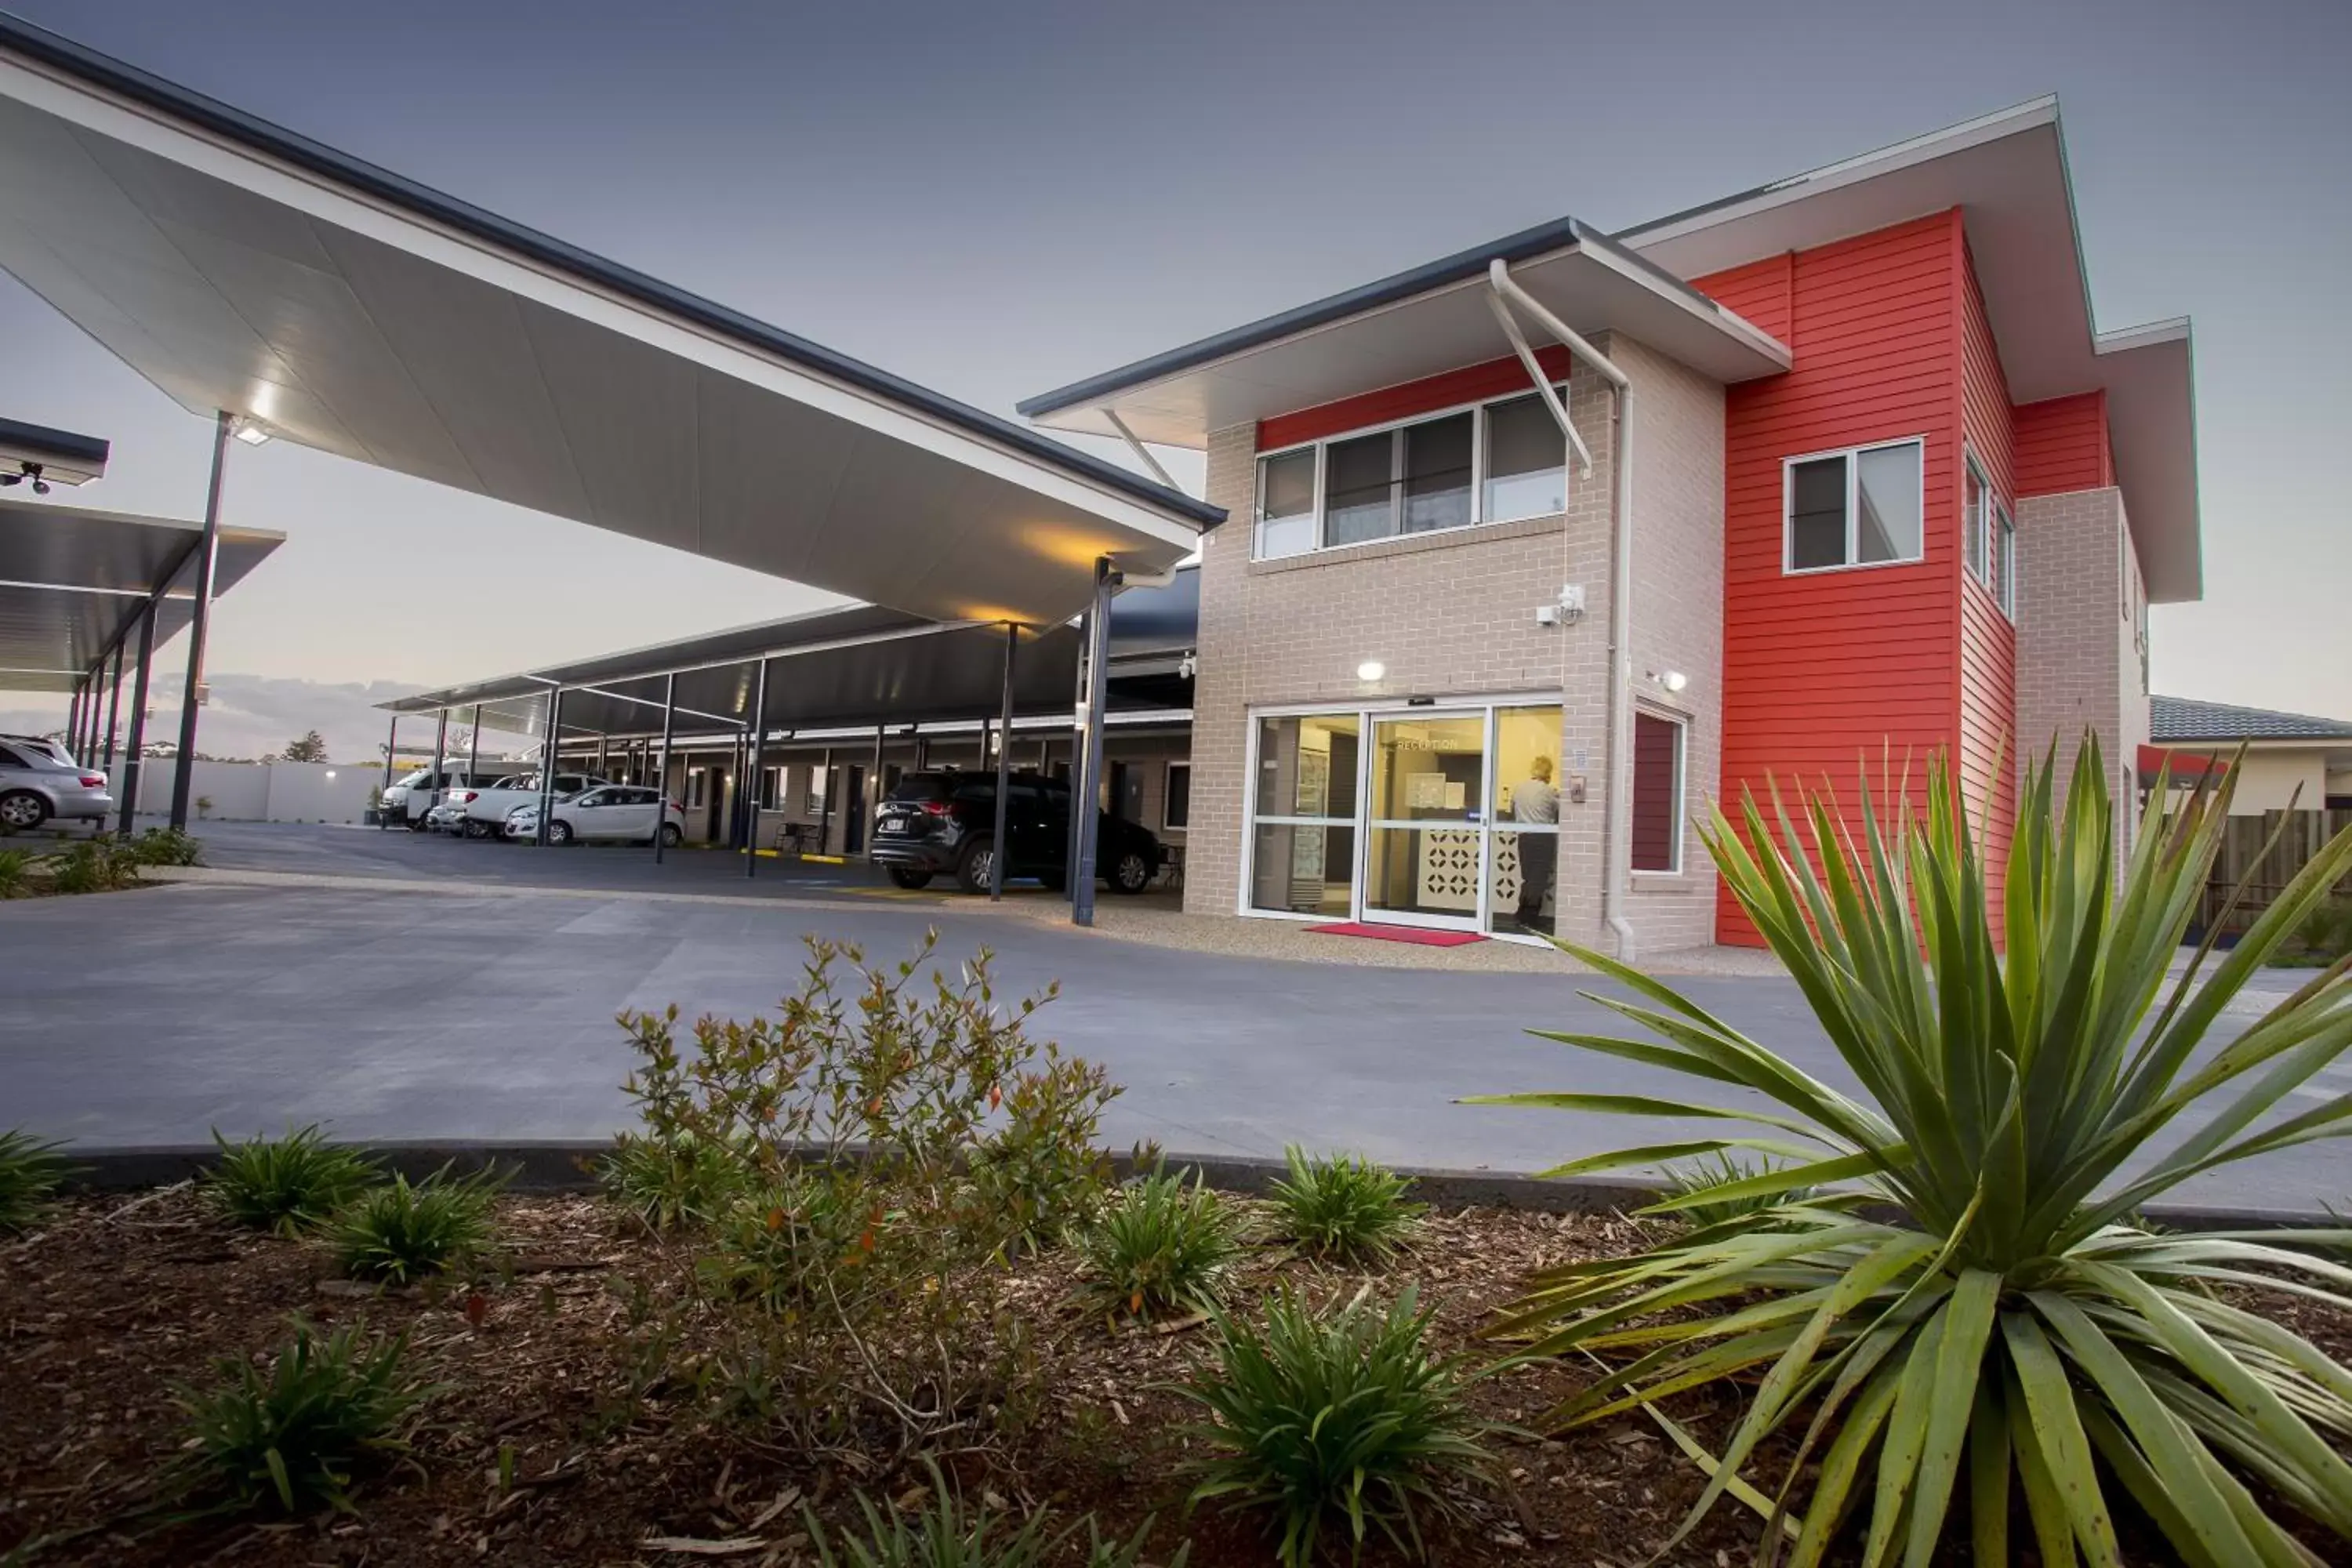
[1304,921,1488,948]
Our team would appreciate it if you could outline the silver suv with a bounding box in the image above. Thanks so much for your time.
[0,735,113,832]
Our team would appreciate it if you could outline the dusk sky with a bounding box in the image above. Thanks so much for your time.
[3,0,2347,756]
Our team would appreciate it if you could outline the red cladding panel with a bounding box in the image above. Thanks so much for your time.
[1701,212,1968,946]
[2012,392,2113,495]
[1256,347,1573,452]
[1957,245,2018,930]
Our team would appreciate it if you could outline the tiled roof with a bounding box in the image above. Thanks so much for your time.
[2151,695,2352,742]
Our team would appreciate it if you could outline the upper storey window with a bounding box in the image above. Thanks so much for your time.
[1254,387,1567,560]
[1783,437,1924,573]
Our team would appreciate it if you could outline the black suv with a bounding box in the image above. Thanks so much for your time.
[869,769,1163,895]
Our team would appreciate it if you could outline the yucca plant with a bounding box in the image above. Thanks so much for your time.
[327,1164,504,1283]
[1079,1170,1241,1323]
[206,1125,381,1236]
[168,1317,430,1515]
[1467,735,2352,1567]
[1266,1145,1425,1263]
[1180,1285,1493,1567]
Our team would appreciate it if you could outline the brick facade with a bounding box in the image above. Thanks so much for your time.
[1186,333,1724,956]
[2014,485,2147,879]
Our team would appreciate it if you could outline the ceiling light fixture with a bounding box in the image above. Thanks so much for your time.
[232,421,271,447]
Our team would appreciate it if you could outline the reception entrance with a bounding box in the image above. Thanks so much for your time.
[1247,700,1563,938]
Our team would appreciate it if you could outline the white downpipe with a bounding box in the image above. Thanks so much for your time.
[1486,260,1640,963]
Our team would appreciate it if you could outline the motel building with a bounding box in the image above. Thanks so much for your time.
[0,11,2194,953]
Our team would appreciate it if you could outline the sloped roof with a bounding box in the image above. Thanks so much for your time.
[2151,695,2352,743]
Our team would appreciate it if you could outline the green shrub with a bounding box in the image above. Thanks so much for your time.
[2280,894,2352,966]
[1653,1149,1828,1230]
[614,937,1113,1446]
[600,1129,741,1232]
[0,847,37,897]
[45,835,138,893]
[967,1040,1120,1253]
[327,1165,503,1283]
[127,825,205,866]
[1079,1170,1240,1323]
[1181,1286,1491,1567]
[0,1127,73,1232]
[1266,1145,1424,1263]
[803,1462,1186,1568]
[205,1126,379,1236]
[699,1175,868,1314]
[167,1317,428,1515]
[1468,736,2352,1566]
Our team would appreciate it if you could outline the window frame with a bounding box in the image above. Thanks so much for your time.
[1780,436,1928,576]
[1629,706,1687,877]
[1994,499,2016,618]
[1963,452,1990,581]
[1163,760,1191,832]
[1251,382,1570,561]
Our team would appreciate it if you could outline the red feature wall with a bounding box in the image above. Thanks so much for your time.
[1957,244,2019,913]
[2013,392,2113,495]
[1700,211,1969,946]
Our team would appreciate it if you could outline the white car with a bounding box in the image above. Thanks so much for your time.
[459,771,607,836]
[505,785,683,847]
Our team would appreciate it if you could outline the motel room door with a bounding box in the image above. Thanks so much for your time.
[1360,711,1487,931]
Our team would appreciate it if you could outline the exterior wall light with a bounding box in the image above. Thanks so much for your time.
[1650,669,1690,694]
[1356,660,1386,682]
[232,420,271,446]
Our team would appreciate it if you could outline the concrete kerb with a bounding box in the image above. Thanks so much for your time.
[54,1141,2326,1231]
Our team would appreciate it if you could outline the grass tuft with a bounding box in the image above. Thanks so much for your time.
[0,1127,73,1233]
[1266,1145,1424,1263]
[1077,1170,1240,1324]
[167,1316,429,1515]
[599,1129,741,1232]
[1181,1285,1492,1567]
[327,1164,504,1283]
[205,1126,380,1236]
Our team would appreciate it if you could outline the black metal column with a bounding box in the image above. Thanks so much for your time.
[535,688,562,846]
[818,746,833,854]
[116,599,158,835]
[378,714,398,829]
[1072,559,1115,927]
[101,641,125,771]
[868,724,884,859]
[652,674,677,864]
[744,659,769,878]
[429,710,448,823]
[66,682,82,760]
[989,622,1017,899]
[465,708,481,797]
[169,411,234,831]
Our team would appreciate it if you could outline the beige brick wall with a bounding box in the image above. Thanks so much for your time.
[1187,334,1726,953]
[2016,485,2143,878]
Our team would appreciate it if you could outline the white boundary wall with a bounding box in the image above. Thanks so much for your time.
[132,760,380,824]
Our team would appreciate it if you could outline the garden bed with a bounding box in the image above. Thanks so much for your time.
[3,1184,1792,1567]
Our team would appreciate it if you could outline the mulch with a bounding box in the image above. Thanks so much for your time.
[5,1187,2347,1567]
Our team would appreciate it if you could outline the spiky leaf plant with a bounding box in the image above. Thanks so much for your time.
[1266,1145,1425,1263]
[328,1164,504,1283]
[206,1125,381,1236]
[1468,736,2352,1567]
[1078,1170,1240,1323]
[0,1127,73,1232]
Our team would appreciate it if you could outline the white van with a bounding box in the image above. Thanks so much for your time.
[377,762,516,830]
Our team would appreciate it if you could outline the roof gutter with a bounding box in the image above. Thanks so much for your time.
[1486,260,1641,963]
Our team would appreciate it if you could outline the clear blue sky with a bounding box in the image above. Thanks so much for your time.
[3,0,2346,734]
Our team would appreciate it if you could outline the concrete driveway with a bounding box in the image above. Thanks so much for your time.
[4,826,2340,1214]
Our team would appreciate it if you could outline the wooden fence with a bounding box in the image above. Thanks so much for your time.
[2193,809,2352,941]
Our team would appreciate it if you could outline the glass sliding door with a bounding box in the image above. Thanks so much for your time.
[1488,706,1564,936]
[1363,713,1486,930]
[1250,714,1360,917]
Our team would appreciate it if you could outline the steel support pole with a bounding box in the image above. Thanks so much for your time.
[744,659,769,878]
[466,707,481,795]
[430,710,448,822]
[169,412,234,830]
[66,682,82,760]
[989,622,1017,899]
[869,724,884,859]
[536,688,562,846]
[1072,559,1114,927]
[819,746,833,854]
[653,674,677,864]
[116,600,158,835]
[101,641,125,771]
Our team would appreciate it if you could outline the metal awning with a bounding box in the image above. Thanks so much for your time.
[0,495,282,692]
[0,15,1224,627]
[382,565,1200,742]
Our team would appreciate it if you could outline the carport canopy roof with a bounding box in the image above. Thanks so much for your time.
[0,14,1222,630]
[0,495,282,693]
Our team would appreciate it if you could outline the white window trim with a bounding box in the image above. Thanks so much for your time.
[1630,706,1687,877]
[1163,760,1191,832]
[1963,451,1991,582]
[1780,436,1928,575]
[1994,499,2016,619]
[1252,384,1569,561]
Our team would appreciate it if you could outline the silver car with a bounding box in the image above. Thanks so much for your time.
[0,735,113,831]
